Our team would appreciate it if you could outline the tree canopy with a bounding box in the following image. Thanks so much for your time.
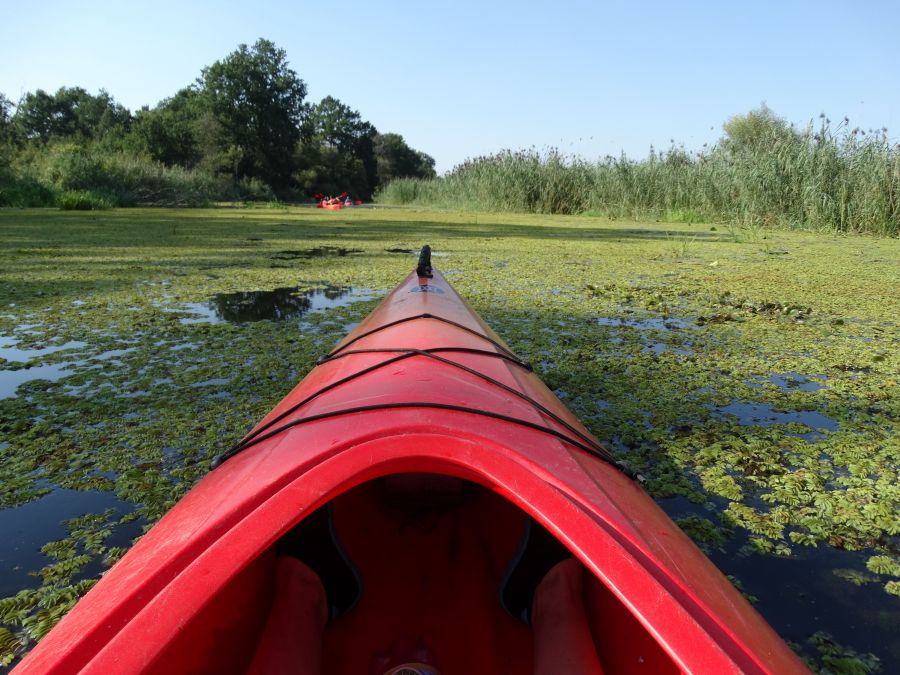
[200,39,307,189]
[722,104,794,152]
[0,38,436,204]
[12,87,130,143]
[375,132,436,185]
[0,94,12,145]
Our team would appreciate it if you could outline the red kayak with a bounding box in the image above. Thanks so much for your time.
[16,248,808,674]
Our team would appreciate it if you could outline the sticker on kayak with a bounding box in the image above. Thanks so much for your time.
[410,284,444,294]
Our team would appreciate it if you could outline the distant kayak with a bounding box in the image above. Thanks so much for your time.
[318,199,365,210]
[15,247,808,674]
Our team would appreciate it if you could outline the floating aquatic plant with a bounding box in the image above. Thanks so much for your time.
[0,206,897,671]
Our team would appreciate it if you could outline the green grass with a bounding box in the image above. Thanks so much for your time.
[0,206,897,669]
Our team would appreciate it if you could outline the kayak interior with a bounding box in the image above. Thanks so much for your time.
[145,474,679,674]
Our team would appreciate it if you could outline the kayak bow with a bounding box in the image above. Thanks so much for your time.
[16,247,808,674]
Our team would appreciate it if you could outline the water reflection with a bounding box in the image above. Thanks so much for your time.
[0,336,87,399]
[0,487,138,597]
[660,496,900,669]
[201,285,374,324]
[715,401,839,432]
[769,372,826,392]
[0,339,87,363]
[596,312,695,356]
[271,247,362,260]
[0,363,75,399]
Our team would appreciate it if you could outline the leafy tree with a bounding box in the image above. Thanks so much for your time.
[0,93,13,145]
[723,104,794,152]
[300,96,377,196]
[128,88,204,167]
[199,38,307,190]
[374,132,436,184]
[11,89,56,140]
[0,93,14,169]
[0,39,437,205]
[13,87,129,143]
[294,142,369,198]
[304,96,373,152]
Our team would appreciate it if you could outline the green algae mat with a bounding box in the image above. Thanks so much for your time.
[0,206,897,671]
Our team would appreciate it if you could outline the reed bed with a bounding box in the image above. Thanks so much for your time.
[377,120,900,236]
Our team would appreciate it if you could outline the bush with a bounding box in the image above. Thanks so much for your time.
[0,168,55,207]
[232,176,275,202]
[57,190,114,210]
[29,144,224,207]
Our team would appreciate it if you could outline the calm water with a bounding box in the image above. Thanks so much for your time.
[660,496,900,668]
[176,284,375,325]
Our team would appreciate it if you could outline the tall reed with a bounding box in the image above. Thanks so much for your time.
[376,120,900,236]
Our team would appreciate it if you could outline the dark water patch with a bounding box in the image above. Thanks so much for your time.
[715,402,839,432]
[660,498,900,670]
[0,487,137,597]
[769,372,826,392]
[88,347,138,363]
[385,247,414,254]
[643,341,693,356]
[271,246,363,260]
[208,286,374,323]
[596,313,692,331]
[834,364,872,375]
[1,364,76,399]
[596,311,695,355]
[0,338,87,363]
[173,303,222,325]
[716,545,900,669]
[0,334,97,398]
[166,286,375,325]
[190,377,230,388]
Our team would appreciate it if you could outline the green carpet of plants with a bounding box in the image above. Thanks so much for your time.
[0,206,897,671]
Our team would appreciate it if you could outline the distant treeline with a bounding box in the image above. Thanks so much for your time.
[0,39,435,209]
[378,106,900,236]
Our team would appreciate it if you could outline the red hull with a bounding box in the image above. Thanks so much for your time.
[15,264,808,674]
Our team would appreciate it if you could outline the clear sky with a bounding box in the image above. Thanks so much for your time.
[2,0,898,173]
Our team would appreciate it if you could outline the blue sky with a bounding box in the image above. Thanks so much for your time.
[2,0,898,173]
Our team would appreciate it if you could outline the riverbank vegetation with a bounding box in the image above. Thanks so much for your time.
[377,106,900,236]
[0,39,435,209]
[0,207,897,670]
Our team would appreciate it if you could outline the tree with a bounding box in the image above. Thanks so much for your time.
[13,87,129,142]
[200,38,307,190]
[0,93,12,144]
[128,87,204,167]
[722,104,794,152]
[300,96,377,196]
[374,132,436,184]
[12,89,56,140]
